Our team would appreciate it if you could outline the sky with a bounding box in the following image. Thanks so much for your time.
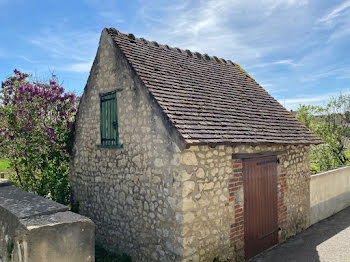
[1,0,350,110]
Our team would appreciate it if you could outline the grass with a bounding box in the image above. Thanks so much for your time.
[0,158,11,172]
[95,245,131,262]
[0,159,12,179]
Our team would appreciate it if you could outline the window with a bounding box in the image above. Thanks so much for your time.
[98,89,123,148]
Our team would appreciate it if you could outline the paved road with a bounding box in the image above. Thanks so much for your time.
[250,206,350,262]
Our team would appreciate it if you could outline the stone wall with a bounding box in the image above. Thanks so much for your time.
[70,29,184,261]
[279,145,311,239]
[0,179,94,262]
[310,166,350,225]
[179,144,310,261]
[178,145,235,262]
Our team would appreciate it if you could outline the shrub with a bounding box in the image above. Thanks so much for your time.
[0,69,78,204]
[297,95,350,173]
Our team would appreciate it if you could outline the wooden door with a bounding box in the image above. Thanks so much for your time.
[243,156,278,259]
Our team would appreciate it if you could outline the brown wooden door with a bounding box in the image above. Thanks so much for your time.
[243,156,278,259]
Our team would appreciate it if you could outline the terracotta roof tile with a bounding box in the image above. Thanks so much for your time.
[106,28,322,145]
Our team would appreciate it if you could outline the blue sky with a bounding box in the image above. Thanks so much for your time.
[1,0,350,110]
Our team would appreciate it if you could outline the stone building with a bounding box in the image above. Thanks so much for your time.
[70,28,321,261]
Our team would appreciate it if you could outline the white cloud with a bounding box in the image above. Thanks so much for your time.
[61,62,93,73]
[18,55,41,64]
[278,89,350,110]
[98,11,124,24]
[299,65,350,83]
[274,59,297,65]
[248,59,299,69]
[139,0,250,61]
[260,83,273,88]
[30,30,99,62]
[138,0,313,67]
[262,0,308,15]
[28,26,99,73]
[318,0,350,25]
[280,94,332,105]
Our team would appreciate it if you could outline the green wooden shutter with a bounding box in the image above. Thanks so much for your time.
[99,90,118,147]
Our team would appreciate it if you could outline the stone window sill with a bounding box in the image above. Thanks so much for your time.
[97,144,124,149]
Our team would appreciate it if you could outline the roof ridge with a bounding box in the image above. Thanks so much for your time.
[106,27,237,67]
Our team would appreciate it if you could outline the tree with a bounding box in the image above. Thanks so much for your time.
[0,69,78,204]
[296,94,350,173]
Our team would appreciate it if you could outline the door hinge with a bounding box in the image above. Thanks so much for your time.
[258,227,281,240]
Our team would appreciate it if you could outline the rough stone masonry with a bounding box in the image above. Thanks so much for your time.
[70,29,312,262]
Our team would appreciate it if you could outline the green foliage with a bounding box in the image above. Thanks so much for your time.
[0,70,78,205]
[95,245,131,262]
[297,94,350,173]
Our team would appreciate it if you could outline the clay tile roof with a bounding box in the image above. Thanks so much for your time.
[106,28,322,145]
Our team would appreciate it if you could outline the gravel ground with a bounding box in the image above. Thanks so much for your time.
[250,206,350,262]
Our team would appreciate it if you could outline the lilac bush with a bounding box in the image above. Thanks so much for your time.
[0,69,78,204]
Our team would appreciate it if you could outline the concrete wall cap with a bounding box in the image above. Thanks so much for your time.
[0,178,13,187]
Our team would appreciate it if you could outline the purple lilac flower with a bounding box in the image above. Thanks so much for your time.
[67,122,73,129]
[47,128,54,136]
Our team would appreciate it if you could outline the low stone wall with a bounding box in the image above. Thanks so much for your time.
[0,179,95,262]
[310,166,350,225]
